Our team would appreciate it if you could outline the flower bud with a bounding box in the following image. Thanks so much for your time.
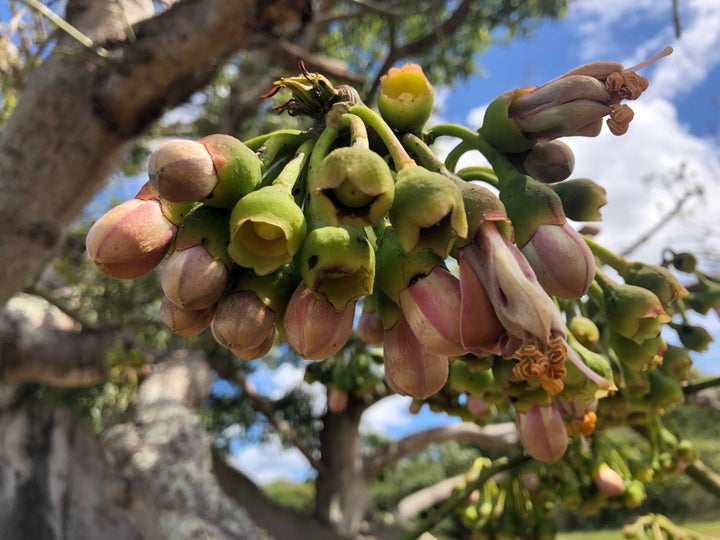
[211,289,276,360]
[658,344,693,382]
[684,273,720,314]
[668,251,697,272]
[197,134,262,208]
[383,314,449,399]
[161,244,229,310]
[86,198,175,279]
[389,167,468,257]
[466,396,492,421]
[448,360,494,397]
[670,322,714,352]
[515,403,568,463]
[298,225,375,311]
[522,140,575,183]
[567,316,600,349]
[609,333,665,373]
[647,369,684,413]
[623,480,646,508]
[601,280,670,344]
[593,465,625,497]
[377,63,434,133]
[551,178,607,222]
[521,222,595,298]
[283,282,355,360]
[312,146,394,226]
[399,267,466,356]
[356,297,384,345]
[148,139,218,203]
[228,185,307,275]
[160,296,215,337]
[624,262,688,307]
[160,206,231,310]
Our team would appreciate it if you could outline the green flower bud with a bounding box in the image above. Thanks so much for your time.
[602,280,670,344]
[684,273,720,314]
[567,316,600,349]
[521,140,575,183]
[658,344,693,382]
[609,332,666,372]
[298,225,375,311]
[677,440,698,464]
[377,63,434,133]
[647,369,684,412]
[449,360,494,397]
[389,167,468,257]
[198,134,262,208]
[228,185,306,276]
[668,250,697,272]
[622,480,646,508]
[551,178,607,222]
[669,322,714,352]
[624,262,688,307]
[311,146,394,226]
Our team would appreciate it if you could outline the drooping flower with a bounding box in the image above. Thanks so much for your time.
[211,289,276,360]
[515,402,568,463]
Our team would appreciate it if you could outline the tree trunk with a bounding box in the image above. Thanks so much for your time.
[0,405,141,540]
[315,397,370,536]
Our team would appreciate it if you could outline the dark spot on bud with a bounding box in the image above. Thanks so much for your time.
[308,255,318,269]
[408,272,428,287]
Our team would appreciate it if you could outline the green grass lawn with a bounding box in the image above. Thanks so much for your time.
[558,519,720,539]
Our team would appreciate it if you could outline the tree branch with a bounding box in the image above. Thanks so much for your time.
[395,473,466,522]
[233,370,325,474]
[685,459,720,500]
[0,0,309,307]
[363,421,519,478]
[365,0,472,100]
[0,294,119,386]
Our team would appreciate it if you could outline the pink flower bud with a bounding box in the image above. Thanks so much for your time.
[160,296,215,337]
[327,389,349,414]
[86,198,175,279]
[148,139,218,203]
[283,282,355,360]
[521,222,595,299]
[515,403,568,463]
[399,267,466,356]
[356,304,384,345]
[211,290,276,360]
[160,244,229,310]
[593,465,625,497]
[383,315,449,399]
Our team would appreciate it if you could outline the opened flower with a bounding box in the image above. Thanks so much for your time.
[377,63,434,132]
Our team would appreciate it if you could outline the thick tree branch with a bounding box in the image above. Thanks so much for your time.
[395,473,466,522]
[101,349,272,539]
[0,0,309,307]
[0,294,119,386]
[685,460,720,500]
[363,421,519,478]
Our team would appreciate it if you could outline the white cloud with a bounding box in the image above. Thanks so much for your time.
[231,434,313,485]
[250,361,328,416]
[360,394,414,434]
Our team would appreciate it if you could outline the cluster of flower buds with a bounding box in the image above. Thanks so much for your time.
[87,51,716,473]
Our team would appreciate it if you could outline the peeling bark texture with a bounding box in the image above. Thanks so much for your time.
[0,294,116,386]
[100,350,271,539]
[0,407,141,540]
[0,0,310,307]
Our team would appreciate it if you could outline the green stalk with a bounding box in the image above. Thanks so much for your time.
[397,454,529,540]
[272,138,315,192]
[342,113,370,150]
[401,133,445,172]
[243,129,303,151]
[587,280,605,309]
[583,235,632,275]
[348,105,416,170]
[444,139,476,172]
[455,166,500,188]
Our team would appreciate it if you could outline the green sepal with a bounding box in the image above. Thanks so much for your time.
[199,134,262,208]
[298,225,375,312]
[233,264,300,317]
[551,178,607,222]
[172,204,232,267]
[478,92,535,154]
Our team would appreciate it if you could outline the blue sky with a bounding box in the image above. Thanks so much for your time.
[231,0,720,485]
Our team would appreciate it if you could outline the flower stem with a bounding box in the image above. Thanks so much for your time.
[272,138,315,192]
[348,105,416,170]
[243,129,304,151]
[401,133,445,172]
[583,235,632,275]
[455,166,500,188]
[342,113,369,150]
[587,280,605,309]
